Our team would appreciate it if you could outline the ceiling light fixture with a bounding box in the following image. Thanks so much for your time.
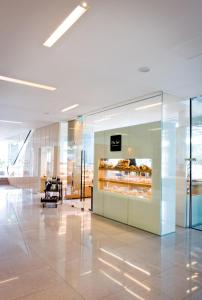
[0,120,23,124]
[43,3,88,47]
[135,102,162,111]
[81,2,88,8]
[94,117,112,123]
[0,76,56,91]
[61,104,79,112]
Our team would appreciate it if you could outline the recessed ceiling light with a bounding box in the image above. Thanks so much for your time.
[0,120,23,124]
[0,75,56,91]
[94,117,112,123]
[61,104,79,112]
[138,66,151,73]
[135,102,162,111]
[43,3,88,48]
[81,2,88,8]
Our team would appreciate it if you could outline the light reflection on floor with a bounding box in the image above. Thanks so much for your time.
[0,186,202,299]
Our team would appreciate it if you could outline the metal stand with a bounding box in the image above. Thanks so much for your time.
[80,150,85,211]
[89,186,93,211]
[41,178,63,208]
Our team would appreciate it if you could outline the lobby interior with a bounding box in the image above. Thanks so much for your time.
[1,1,202,299]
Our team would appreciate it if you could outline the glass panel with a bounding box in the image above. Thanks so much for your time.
[65,118,91,202]
[65,120,82,199]
[191,96,202,230]
[161,94,189,233]
[41,146,54,177]
[0,140,9,177]
[98,158,152,199]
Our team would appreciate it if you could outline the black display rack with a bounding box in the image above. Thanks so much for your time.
[41,177,63,208]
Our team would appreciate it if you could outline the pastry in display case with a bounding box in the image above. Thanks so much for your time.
[98,158,152,199]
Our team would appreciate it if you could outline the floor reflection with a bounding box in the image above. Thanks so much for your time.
[0,186,202,300]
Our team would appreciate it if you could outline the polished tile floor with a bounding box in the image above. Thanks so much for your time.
[0,186,202,300]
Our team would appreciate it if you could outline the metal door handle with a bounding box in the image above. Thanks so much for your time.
[185,158,197,162]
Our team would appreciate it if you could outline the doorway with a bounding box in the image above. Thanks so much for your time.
[190,96,202,230]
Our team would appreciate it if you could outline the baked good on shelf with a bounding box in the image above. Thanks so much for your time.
[130,165,140,172]
[99,160,106,168]
[139,165,152,174]
[99,160,114,169]
[116,159,130,169]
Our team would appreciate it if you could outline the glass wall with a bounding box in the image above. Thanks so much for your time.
[0,140,9,176]
[82,92,182,235]
[7,130,31,177]
[191,96,202,230]
[161,94,190,232]
[7,123,60,178]
[65,119,87,200]
[7,123,67,192]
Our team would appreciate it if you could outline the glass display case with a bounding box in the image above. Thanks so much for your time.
[98,158,152,199]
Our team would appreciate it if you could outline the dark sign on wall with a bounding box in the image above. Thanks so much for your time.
[110,135,122,151]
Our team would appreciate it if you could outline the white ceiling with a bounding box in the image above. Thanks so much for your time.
[0,0,202,139]
[84,94,163,132]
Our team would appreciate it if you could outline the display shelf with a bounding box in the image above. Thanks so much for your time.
[101,183,152,199]
[99,177,151,188]
[99,167,151,174]
[98,159,152,200]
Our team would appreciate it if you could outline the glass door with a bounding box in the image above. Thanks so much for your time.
[191,96,202,230]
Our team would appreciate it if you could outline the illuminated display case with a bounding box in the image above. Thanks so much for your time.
[98,158,152,199]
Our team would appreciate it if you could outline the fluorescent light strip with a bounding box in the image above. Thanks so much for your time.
[100,248,150,276]
[0,277,19,284]
[186,261,197,268]
[94,117,112,123]
[100,270,123,287]
[186,286,199,294]
[124,273,151,291]
[0,120,23,124]
[125,260,151,276]
[124,287,145,300]
[0,76,56,91]
[99,248,123,261]
[80,270,92,276]
[44,4,88,47]
[100,270,145,300]
[61,104,79,112]
[135,102,162,111]
[98,258,121,272]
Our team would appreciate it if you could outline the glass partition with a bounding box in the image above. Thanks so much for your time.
[98,158,152,199]
[59,92,191,234]
[191,96,202,230]
[0,140,9,176]
[40,146,54,177]
[160,94,193,232]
